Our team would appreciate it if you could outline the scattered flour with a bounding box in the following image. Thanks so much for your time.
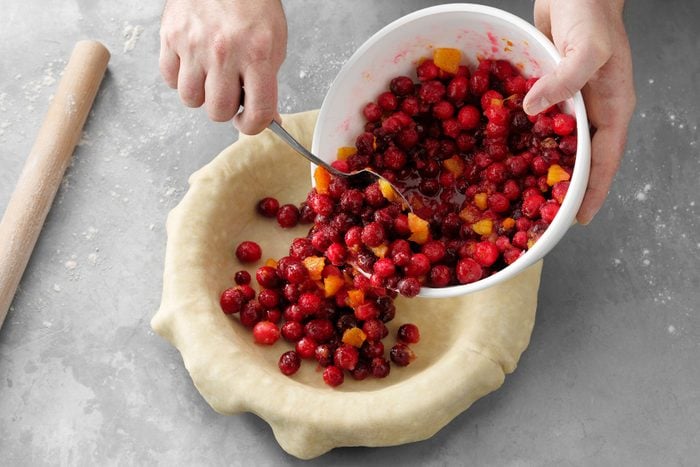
[87,252,99,266]
[635,183,652,201]
[53,284,61,292]
[64,259,78,270]
[123,23,144,53]
[667,325,677,335]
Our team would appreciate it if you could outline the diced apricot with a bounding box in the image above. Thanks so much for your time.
[342,327,367,348]
[378,179,397,202]
[547,164,571,186]
[443,155,465,177]
[501,217,516,230]
[370,244,389,259]
[474,192,488,210]
[265,258,278,268]
[336,146,357,161]
[472,219,493,236]
[314,166,331,195]
[433,48,461,74]
[407,213,430,245]
[303,256,326,281]
[346,289,365,308]
[324,274,345,297]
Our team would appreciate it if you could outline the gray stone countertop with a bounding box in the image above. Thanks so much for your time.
[1,1,698,465]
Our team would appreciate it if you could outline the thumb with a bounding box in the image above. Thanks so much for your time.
[523,42,610,115]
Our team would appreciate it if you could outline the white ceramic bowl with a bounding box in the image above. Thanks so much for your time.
[311,3,590,298]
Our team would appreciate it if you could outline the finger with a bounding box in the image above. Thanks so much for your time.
[233,62,278,135]
[533,0,552,39]
[576,123,628,224]
[177,59,206,108]
[159,38,180,89]
[204,67,241,122]
[523,42,611,115]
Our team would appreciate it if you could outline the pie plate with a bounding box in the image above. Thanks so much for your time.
[151,111,542,459]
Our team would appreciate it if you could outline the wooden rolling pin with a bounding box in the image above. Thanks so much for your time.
[0,40,110,330]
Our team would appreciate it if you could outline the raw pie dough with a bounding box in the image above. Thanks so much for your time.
[151,110,542,459]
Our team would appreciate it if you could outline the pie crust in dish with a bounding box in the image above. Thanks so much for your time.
[151,110,542,459]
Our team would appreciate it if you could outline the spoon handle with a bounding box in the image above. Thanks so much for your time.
[268,120,343,176]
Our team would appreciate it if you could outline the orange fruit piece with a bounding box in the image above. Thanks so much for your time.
[342,327,367,348]
[443,155,465,177]
[336,146,357,161]
[502,217,516,230]
[314,166,331,195]
[324,274,345,297]
[408,213,430,245]
[303,256,326,281]
[370,244,389,259]
[472,219,493,236]
[378,179,397,202]
[346,289,365,308]
[433,48,461,74]
[547,164,571,186]
[474,193,488,211]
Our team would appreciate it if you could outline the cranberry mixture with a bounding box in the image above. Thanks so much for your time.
[220,50,577,387]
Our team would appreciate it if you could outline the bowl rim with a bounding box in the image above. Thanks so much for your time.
[312,3,590,298]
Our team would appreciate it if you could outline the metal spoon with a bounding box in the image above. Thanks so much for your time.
[267,120,413,212]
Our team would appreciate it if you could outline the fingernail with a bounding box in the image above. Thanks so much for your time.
[525,96,551,116]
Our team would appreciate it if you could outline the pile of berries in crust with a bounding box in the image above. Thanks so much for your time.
[220,48,577,387]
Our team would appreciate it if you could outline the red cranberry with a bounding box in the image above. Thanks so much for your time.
[432,100,455,120]
[474,241,500,267]
[361,222,386,247]
[373,258,396,278]
[390,76,415,96]
[363,102,382,122]
[456,258,483,284]
[417,59,440,81]
[488,192,511,213]
[309,193,334,216]
[240,301,263,327]
[295,336,317,359]
[325,242,346,266]
[532,114,553,137]
[281,321,304,342]
[304,319,335,342]
[355,301,380,321]
[390,343,416,366]
[252,321,280,345]
[283,304,305,323]
[334,344,359,371]
[257,197,279,218]
[405,253,431,277]
[314,344,334,367]
[299,202,316,223]
[397,277,421,297]
[370,357,391,378]
[351,362,371,380]
[540,201,560,223]
[362,340,385,360]
[552,181,569,204]
[298,292,323,316]
[256,266,281,288]
[469,71,489,96]
[257,289,280,309]
[234,270,251,285]
[361,318,387,342]
[377,91,398,111]
[419,80,446,104]
[429,265,452,287]
[522,193,546,219]
[504,75,527,95]
[323,365,345,387]
[235,241,262,263]
[238,284,256,301]
[397,323,420,344]
[552,112,576,136]
[278,351,301,375]
[220,287,246,314]
[276,204,300,228]
[457,105,480,130]
[447,75,469,102]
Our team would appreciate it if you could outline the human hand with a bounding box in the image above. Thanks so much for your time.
[524,0,635,224]
[159,0,287,135]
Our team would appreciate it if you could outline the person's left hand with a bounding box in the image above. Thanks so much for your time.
[524,0,636,224]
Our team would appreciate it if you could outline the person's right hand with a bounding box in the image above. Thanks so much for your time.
[159,0,287,135]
